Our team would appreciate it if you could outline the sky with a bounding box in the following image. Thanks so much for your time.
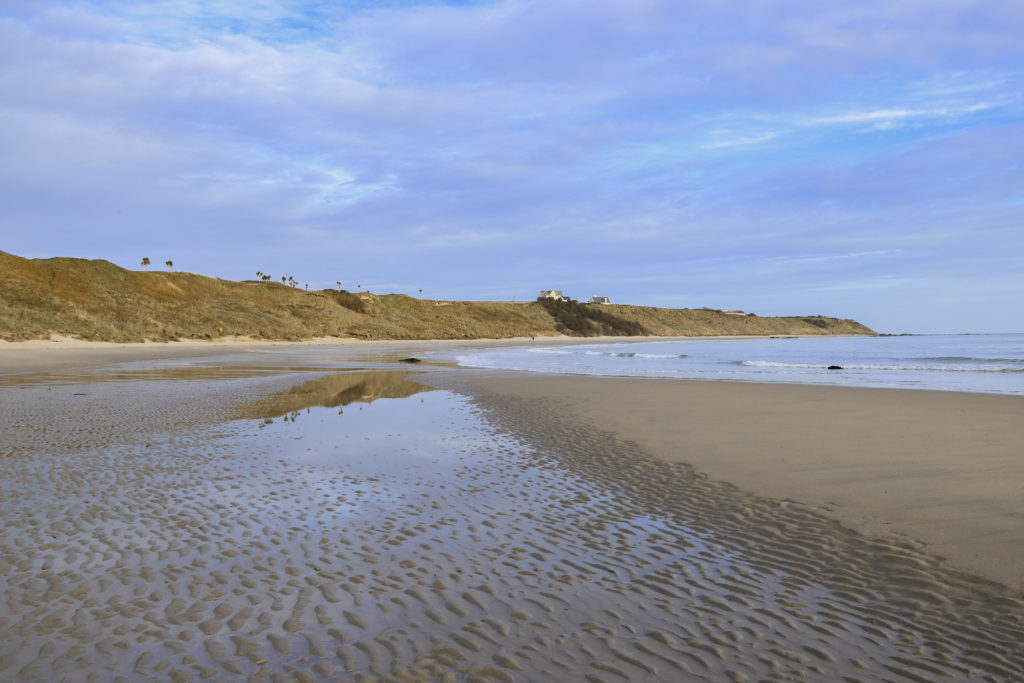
[1,1,1023,333]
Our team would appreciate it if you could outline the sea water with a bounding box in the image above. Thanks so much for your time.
[451,334,1024,395]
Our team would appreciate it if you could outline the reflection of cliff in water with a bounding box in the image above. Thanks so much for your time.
[242,371,432,420]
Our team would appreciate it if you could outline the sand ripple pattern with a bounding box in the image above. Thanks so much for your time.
[1,370,1022,682]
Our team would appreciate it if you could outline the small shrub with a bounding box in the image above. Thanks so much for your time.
[537,298,645,337]
[327,290,367,314]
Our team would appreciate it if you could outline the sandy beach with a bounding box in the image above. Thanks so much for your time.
[1,341,1022,681]
[448,374,1024,591]
[0,334,794,375]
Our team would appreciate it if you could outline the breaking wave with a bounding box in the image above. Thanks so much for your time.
[585,351,689,359]
[740,360,1024,373]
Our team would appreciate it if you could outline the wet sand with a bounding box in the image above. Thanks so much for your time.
[455,374,1024,593]
[1,347,1023,681]
[0,333,774,375]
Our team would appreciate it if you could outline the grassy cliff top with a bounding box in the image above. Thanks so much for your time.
[0,251,875,342]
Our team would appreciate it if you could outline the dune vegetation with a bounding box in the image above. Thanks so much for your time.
[0,251,875,342]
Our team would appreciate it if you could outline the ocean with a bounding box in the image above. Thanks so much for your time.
[450,333,1024,396]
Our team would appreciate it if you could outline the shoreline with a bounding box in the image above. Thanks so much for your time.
[451,372,1024,592]
[0,331,821,350]
[0,333,825,375]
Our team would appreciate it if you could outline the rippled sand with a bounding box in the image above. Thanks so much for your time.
[1,363,1022,681]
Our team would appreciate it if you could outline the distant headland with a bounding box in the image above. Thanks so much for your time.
[0,251,876,342]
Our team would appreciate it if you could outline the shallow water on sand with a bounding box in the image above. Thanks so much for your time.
[1,368,1022,681]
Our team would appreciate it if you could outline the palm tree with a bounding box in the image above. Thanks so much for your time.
[336,281,341,291]
[262,275,271,282]
[281,276,286,284]
[165,260,173,270]
[257,271,263,280]
[141,257,150,270]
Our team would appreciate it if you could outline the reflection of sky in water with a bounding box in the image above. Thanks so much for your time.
[230,379,857,649]
[242,387,765,583]
[253,391,491,471]
[231,387,603,545]
[234,386,827,655]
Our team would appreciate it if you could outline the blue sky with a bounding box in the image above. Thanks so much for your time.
[2,1,1022,333]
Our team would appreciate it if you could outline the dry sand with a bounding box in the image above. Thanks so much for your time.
[1,343,1022,681]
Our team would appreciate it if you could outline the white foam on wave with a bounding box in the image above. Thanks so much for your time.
[583,350,687,359]
[740,360,1024,373]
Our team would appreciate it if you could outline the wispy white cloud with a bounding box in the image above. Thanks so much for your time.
[770,250,898,265]
[418,228,511,249]
[802,102,994,128]
[703,131,780,150]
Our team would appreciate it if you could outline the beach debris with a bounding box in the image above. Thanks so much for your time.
[398,357,422,363]
[827,365,843,370]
